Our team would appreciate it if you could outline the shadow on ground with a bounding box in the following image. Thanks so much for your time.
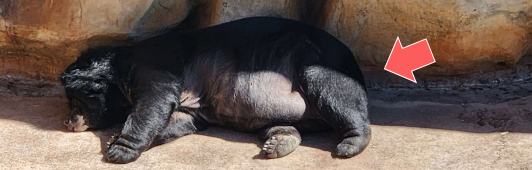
[0,96,340,160]
[369,96,532,133]
[1,94,532,164]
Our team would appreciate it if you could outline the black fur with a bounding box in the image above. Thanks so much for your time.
[60,47,132,130]
[60,17,370,164]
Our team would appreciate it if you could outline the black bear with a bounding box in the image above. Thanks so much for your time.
[60,17,371,164]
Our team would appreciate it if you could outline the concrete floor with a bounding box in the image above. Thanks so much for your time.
[0,96,531,170]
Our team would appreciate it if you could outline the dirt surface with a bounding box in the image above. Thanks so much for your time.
[1,58,532,169]
[365,55,532,105]
[0,95,531,170]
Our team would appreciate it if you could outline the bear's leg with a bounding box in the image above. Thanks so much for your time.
[260,126,301,158]
[152,111,206,146]
[301,65,371,157]
[105,68,181,164]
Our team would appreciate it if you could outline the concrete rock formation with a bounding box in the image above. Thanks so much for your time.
[317,0,532,76]
[0,0,531,81]
[0,0,191,80]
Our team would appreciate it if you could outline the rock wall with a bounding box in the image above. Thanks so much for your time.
[0,0,191,79]
[318,0,532,76]
[0,0,531,82]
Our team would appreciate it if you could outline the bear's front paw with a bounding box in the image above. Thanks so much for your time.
[105,143,141,164]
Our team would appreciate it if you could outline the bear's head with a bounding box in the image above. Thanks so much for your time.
[60,47,129,131]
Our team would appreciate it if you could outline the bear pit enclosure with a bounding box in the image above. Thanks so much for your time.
[0,0,532,169]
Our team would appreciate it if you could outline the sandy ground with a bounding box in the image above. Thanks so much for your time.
[0,96,531,170]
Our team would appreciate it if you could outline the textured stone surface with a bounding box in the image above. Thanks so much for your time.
[193,0,301,28]
[318,0,532,75]
[0,0,531,81]
[0,96,531,169]
[0,0,191,80]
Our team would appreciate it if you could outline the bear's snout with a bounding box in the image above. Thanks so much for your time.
[63,115,89,132]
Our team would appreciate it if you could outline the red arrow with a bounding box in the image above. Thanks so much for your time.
[384,37,435,83]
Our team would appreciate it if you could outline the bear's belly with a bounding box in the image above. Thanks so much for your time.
[185,71,314,131]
